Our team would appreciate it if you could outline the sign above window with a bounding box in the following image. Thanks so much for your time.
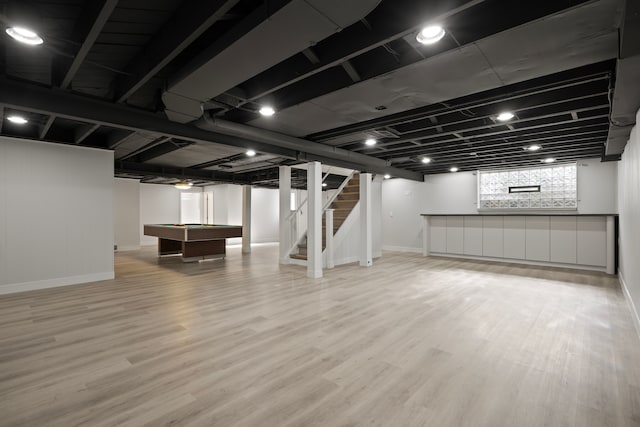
[479,164,577,210]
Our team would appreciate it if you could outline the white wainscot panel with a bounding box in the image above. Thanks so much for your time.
[463,216,483,256]
[503,216,526,260]
[526,216,550,262]
[446,216,464,254]
[577,217,607,266]
[550,216,577,264]
[483,216,503,258]
[430,216,447,253]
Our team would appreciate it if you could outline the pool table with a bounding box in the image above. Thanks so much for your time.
[144,224,243,262]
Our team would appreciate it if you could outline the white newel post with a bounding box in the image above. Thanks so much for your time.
[307,162,323,278]
[325,209,334,269]
[279,166,291,264]
[242,185,251,254]
[360,173,372,267]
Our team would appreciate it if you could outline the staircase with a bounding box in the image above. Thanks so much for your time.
[290,173,360,261]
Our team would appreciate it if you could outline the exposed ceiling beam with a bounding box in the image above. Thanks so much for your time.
[114,0,241,102]
[131,140,194,163]
[118,136,171,161]
[0,77,422,180]
[302,48,321,65]
[42,0,118,140]
[190,153,247,169]
[341,60,362,83]
[107,129,138,149]
[115,160,249,185]
[75,124,101,144]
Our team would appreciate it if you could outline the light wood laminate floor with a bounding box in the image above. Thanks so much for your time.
[1,245,639,426]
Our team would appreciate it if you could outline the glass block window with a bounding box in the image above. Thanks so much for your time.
[479,164,577,210]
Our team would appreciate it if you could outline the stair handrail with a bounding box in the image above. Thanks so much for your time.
[285,168,333,221]
[322,170,356,212]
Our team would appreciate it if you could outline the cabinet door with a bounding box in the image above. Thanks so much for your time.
[463,216,483,255]
[503,217,526,260]
[446,216,464,254]
[526,216,550,261]
[550,217,577,264]
[483,216,503,258]
[430,216,447,253]
[577,217,606,266]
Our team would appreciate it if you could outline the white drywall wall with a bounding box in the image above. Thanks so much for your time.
[0,137,114,294]
[114,178,140,251]
[139,183,181,246]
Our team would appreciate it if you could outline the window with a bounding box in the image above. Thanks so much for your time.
[478,163,577,209]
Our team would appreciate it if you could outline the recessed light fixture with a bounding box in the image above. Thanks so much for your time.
[7,115,28,124]
[5,26,44,45]
[246,149,256,157]
[175,182,193,190]
[384,174,391,179]
[496,112,515,122]
[322,183,327,187]
[259,106,275,117]
[542,157,556,163]
[524,144,542,152]
[450,167,459,172]
[416,25,446,45]
[421,157,432,164]
[365,138,377,146]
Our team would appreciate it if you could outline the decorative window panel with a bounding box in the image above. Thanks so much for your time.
[478,164,577,210]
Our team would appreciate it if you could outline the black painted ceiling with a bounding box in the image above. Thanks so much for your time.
[0,0,625,188]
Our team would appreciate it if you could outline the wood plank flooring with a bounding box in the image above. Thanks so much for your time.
[1,245,639,426]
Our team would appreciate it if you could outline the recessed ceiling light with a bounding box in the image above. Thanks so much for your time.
[322,183,327,187]
[496,112,515,122]
[175,182,193,190]
[416,25,446,45]
[5,26,44,45]
[365,138,377,146]
[542,157,556,163]
[259,106,275,117]
[384,174,391,179]
[421,157,432,164]
[524,144,542,152]
[7,115,28,124]
[246,149,256,157]
[450,167,459,172]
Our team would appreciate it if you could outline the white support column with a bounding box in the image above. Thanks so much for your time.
[325,209,334,269]
[279,166,291,264]
[242,185,251,254]
[422,215,431,256]
[307,161,323,278]
[606,215,615,275]
[360,173,372,267]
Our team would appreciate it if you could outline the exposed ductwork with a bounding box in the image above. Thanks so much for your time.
[605,0,640,157]
[195,112,422,180]
[162,0,382,123]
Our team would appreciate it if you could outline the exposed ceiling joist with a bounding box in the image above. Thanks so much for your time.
[114,0,241,102]
[115,160,249,185]
[75,123,101,144]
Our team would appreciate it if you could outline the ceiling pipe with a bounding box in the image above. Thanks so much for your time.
[196,111,422,180]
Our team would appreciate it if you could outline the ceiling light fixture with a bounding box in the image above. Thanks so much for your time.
[5,26,43,45]
[384,174,391,179]
[259,106,275,117]
[175,182,193,190]
[416,25,446,45]
[246,149,256,157]
[421,157,432,164]
[496,112,515,122]
[542,157,556,164]
[7,115,28,124]
[450,167,459,172]
[322,183,327,187]
[365,138,377,146]
[524,144,542,152]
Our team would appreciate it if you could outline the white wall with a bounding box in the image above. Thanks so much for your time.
[0,137,114,294]
[382,158,619,251]
[114,178,140,251]
[139,183,181,246]
[619,113,640,333]
[251,188,279,243]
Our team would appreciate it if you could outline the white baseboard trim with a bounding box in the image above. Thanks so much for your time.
[115,245,140,251]
[333,256,359,266]
[382,245,423,254]
[428,252,607,273]
[0,271,115,295]
[620,273,640,341]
